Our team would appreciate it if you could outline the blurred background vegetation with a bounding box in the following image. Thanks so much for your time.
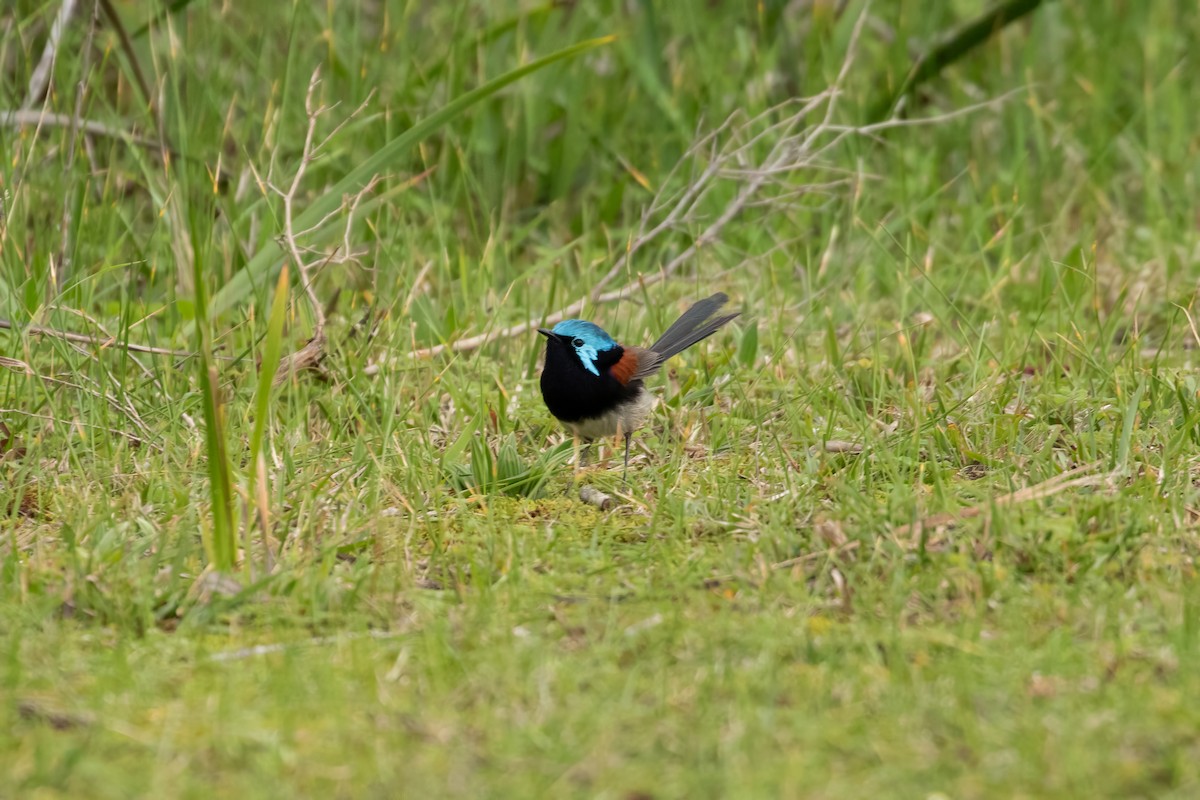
[5,1,1200,796]
[10,0,1190,349]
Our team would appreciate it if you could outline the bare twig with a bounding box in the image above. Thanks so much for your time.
[1,109,232,193]
[836,89,1024,136]
[705,539,862,587]
[891,461,1116,545]
[1,343,154,439]
[281,75,331,334]
[23,0,80,109]
[0,317,223,359]
[264,68,376,385]
[0,109,161,147]
[19,370,151,437]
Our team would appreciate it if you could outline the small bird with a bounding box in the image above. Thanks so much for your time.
[537,292,740,480]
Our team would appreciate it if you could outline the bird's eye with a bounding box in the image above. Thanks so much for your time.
[572,338,585,348]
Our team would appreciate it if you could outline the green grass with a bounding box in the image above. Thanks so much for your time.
[4,0,1200,796]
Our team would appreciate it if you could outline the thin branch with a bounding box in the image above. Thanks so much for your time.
[0,110,232,187]
[836,88,1024,136]
[0,109,158,147]
[23,0,80,109]
[0,317,227,359]
[281,71,330,335]
[54,0,100,296]
[269,69,377,385]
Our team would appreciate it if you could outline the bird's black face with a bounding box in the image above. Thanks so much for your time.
[538,323,638,423]
[538,329,596,378]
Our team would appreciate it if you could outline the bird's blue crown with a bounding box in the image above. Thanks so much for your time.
[551,319,618,376]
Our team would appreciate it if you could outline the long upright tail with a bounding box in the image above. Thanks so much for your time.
[634,292,739,379]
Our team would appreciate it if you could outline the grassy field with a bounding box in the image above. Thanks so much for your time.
[4,0,1200,796]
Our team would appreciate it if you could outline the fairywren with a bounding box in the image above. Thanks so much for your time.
[537,293,739,480]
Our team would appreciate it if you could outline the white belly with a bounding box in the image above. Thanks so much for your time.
[566,391,656,440]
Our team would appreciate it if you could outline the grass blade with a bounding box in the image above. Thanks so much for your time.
[247,264,290,562]
[190,219,236,571]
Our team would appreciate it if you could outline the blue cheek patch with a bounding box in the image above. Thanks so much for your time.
[576,343,601,376]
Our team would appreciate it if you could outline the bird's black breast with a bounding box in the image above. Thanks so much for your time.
[540,340,644,423]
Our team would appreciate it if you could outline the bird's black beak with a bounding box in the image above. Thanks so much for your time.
[536,328,554,339]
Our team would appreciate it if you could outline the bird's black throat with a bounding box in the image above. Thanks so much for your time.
[539,337,644,425]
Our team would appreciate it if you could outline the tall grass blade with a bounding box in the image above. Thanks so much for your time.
[190,223,237,571]
[247,265,290,563]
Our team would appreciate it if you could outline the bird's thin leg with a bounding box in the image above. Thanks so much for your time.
[622,431,632,484]
[574,436,592,474]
